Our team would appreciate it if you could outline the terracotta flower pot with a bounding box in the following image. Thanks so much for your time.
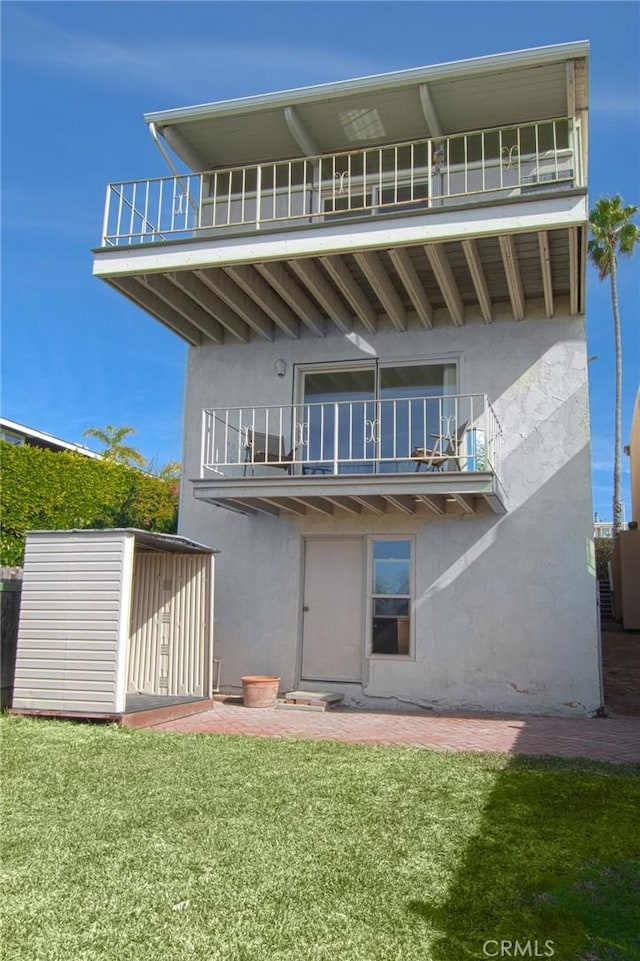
[241,675,280,708]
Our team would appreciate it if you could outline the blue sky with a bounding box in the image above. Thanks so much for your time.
[1,1,639,519]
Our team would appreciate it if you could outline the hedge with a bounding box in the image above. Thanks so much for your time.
[0,441,178,566]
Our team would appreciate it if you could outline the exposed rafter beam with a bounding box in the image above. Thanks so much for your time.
[142,273,226,343]
[320,256,377,332]
[284,106,320,157]
[354,251,406,330]
[416,494,446,515]
[565,62,576,118]
[231,498,280,516]
[351,495,387,516]
[256,262,326,337]
[292,497,334,516]
[451,494,476,514]
[261,498,307,516]
[224,265,299,338]
[418,83,443,137]
[168,271,248,342]
[425,244,464,326]
[323,496,362,515]
[388,248,433,328]
[197,269,273,341]
[288,259,352,333]
[382,494,416,516]
[537,231,554,319]
[499,235,525,321]
[109,277,202,346]
[461,239,492,323]
[216,499,257,516]
[568,226,579,315]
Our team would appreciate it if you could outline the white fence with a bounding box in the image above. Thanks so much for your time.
[201,393,502,479]
[102,118,580,245]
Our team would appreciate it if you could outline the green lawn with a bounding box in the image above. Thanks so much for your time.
[2,717,639,961]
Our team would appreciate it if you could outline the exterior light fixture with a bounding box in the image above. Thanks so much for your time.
[274,358,287,378]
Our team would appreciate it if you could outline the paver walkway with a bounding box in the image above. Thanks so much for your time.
[151,701,640,764]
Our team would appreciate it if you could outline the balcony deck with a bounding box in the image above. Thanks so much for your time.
[193,394,506,517]
[93,119,587,345]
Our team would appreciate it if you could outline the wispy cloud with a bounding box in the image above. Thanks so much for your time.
[2,8,381,101]
[591,93,640,117]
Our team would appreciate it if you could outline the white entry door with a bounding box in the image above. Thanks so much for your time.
[301,538,364,683]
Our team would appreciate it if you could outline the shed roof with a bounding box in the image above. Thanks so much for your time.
[27,529,219,555]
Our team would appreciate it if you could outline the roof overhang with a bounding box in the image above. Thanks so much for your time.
[144,42,589,172]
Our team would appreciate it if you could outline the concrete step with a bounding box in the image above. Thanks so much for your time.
[278,690,344,711]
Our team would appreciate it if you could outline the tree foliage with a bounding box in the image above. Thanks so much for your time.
[83,424,146,467]
[588,195,639,536]
[0,441,178,566]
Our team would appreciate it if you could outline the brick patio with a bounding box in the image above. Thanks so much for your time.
[150,701,640,765]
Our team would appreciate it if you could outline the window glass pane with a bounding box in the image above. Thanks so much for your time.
[373,540,410,560]
[374,597,410,617]
[379,364,456,397]
[374,560,410,595]
[372,616,410,655]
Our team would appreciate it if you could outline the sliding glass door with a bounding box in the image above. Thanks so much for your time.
[298,361,457,474]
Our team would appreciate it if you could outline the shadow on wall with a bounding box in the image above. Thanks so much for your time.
[1,569,22,708]
[406,741,640,960]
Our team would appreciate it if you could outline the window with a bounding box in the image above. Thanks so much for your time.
[370,539,412,656]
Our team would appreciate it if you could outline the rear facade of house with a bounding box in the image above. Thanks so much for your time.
[93,42,601,715]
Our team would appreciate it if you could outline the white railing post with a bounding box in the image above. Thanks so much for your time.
[333,403,340,475]
[256,165,262,229]
[102,184,112,246]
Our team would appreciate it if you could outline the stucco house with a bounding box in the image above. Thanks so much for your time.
[93,42,602,715]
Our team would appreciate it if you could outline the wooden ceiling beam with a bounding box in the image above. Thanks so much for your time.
[382,494,416,516]
[167,271,249,342]
[320,255,377,332]
[499,234,525,321]
[262,498,307,516]
[143,273,226,343]
[425,243,464,326]
[323,496,362,515]
[256,262,326,337]
[354,251,407,330]
[292,497,334,516]
[537,231,554,319]
[451,493,476,514]
[109,277,203,346]
[197,268,274,340]
[351,495,387,516]
[224,264,299,338]
[416,494,446,515]
[388,248,433,328]
[461,239,492,323]
[418,83,443,137]
[288,259,352,333]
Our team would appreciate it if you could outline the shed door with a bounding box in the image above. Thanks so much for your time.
[301,538,364,683]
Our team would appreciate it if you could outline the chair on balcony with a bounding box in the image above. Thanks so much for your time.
[243,428,294,475]
[411,420,470,472]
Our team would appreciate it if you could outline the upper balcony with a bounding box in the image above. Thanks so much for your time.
[93,43,589,344]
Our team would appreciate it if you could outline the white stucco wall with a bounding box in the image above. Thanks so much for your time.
[179,308,601,716]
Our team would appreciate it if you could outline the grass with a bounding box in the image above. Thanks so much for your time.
[1,717,639,961]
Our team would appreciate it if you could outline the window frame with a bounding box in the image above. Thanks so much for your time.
[366,535,416,661]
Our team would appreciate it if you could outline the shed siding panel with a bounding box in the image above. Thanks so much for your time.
[12,532,127,712]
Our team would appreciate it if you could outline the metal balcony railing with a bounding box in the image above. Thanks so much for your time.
[200,394,502,480]
[102,118,581,246]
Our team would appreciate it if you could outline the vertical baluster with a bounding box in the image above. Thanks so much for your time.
[102,185,112,245]
[394,145,398,205]
[349,403,353,462]
[143,180,150,237]
[410,143,415,201]
[116,183,124,242]
[499,129,504,190]
[320,404,325,464]
[272,164,276,220]
[287,162,292,219]
[157,179,163,238]
[534,123,540,184]
[333,403,339,474]
[407,399,412,462]
[481,131,486,193]
[427,140,433,208]
[241,168,246,225]
[224,411,230,468]
[464,135,468,195]
[256,165,262,228]
[226,170,232,225]
[553,121,559,180]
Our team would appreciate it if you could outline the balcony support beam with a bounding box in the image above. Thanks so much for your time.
[141,272,229,342]
[323,496,362,515]
[451,493,476,514]
[425,243,464,326]
[292,497,334,516]
[499,234,525,320]
[382,494,417,516]
[416,494,446,515]
[320,256,377,332]
[288,259,352,333]
[284,106,320,158]
[168,271,249,342]
[537,230,554,318]
[354,251,406,330]
[461,239,492,323]
[418,84,443,137]
[109,277,203,346]
[352,495,387,516]
[224,265,299,338]
[197,268,274,340]
[256,262,326,337]
[388,248,433,328]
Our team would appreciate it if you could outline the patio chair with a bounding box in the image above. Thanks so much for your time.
[243,428,295,475]
[411,419,470,472]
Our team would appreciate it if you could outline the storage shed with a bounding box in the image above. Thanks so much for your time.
[11,529,218,726]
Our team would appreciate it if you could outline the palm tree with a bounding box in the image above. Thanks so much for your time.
[83,424,146,467]
[588,195,639,536]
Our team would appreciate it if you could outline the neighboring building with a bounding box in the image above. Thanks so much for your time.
[625,387,640,524]
[93,42,601,715]
[0,418,100,458]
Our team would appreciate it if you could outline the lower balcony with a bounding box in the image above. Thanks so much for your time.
[192,393,506,517]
